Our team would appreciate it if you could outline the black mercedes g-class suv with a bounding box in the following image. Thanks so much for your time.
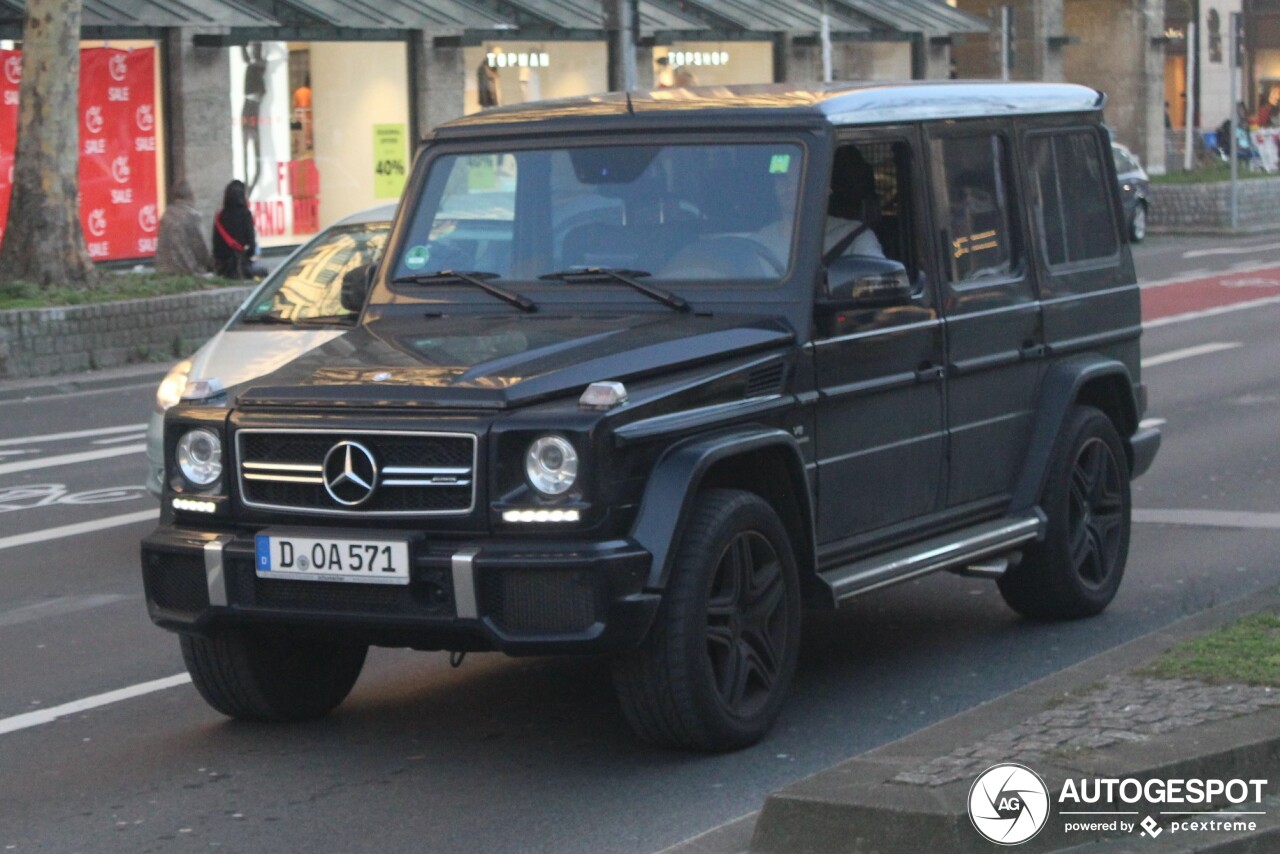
[142,81,1160,751]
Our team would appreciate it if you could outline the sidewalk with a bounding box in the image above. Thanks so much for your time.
[669,586,1280,853]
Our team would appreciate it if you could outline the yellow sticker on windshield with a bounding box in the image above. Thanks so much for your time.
[769,154,792,174]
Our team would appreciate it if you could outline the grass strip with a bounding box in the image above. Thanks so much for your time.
[1140,611,1280,686]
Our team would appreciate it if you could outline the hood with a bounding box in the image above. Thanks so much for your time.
[188,327,347,390]
[236,312,794,409]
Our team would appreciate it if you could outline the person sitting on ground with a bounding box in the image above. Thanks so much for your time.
[211,179,267,280]
[155,179,212,275]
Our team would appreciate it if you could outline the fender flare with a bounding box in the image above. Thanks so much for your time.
[630,427,816,591]
[1010,355,1138,511]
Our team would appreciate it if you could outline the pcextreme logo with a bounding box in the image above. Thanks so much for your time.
[969,763,1050,845]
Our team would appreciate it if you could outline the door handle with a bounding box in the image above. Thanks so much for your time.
[1019,341,1047,360]
[915,363,945,383]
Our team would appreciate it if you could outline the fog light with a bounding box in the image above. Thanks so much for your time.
[172,497,217,514]
[502,508,581,523]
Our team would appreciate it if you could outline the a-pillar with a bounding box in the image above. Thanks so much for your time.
[412,31,465,140]
[162,29,234,228]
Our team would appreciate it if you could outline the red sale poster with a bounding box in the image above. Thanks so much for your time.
[78,47,158,260]
[0,50,22,246]
[0,46,158,261]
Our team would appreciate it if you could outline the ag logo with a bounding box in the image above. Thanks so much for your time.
[138,204,157,234]
[87,208,107,238]
[968,763,1050,845]
[3,54,20,85]
[108,54,127,82]
[135,104,153,133]
[111,155,130,184]
[84,105,104,135]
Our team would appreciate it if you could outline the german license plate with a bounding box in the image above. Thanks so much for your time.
[254,532,410,585]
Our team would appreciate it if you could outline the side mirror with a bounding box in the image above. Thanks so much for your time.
[340,263,376,313]
[823,256,913,309]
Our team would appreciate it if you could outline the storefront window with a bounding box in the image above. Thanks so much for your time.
[0,40,163,261]
[654,42,774,87]
[463,41,607,115]
[229,40,410,248]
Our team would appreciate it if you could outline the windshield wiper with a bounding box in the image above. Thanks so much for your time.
[238,313,296,325]
[392,270,536,313]
[538,267,691,313]
[292,313,357,326]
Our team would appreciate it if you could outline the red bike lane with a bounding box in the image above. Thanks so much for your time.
[1141,266,1280,323]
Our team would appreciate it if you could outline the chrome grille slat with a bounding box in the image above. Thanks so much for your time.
[237,429,477,517]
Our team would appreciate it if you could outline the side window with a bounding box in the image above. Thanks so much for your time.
[932,135,1018,285]
[1028,131,1118,267]
[827,140,917,277]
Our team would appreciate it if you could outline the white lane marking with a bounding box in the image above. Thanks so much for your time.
[0,509,158,552]
[1182,241,1280,259]
[0,450,33,458]
[0,444,145,476]
[0,423,147,448]
[0,673,191,737]
[1144,294,1280,329]
[0,381,161,408]
[1141,342,1241,368]
[91,433,147,446]
[1133,509,1280,530]
[0,594,132,628]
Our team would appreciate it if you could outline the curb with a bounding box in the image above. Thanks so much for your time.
[666,586,1280,853]
[0,362,169,403]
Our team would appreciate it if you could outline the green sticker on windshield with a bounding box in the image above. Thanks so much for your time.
[404,245,430,270]
[769,154,792,174]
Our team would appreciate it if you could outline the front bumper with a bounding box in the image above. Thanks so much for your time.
[1129,424,1161,479]
[141,526,659,655]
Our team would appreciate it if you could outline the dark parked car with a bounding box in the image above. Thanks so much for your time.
[1112,142,1150,242]
[142,81,1160,751]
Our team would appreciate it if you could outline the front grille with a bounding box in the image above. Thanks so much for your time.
[481,569,597,635]
[144,552,209,612]
[237,429,476,516]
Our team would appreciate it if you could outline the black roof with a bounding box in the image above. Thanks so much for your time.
[433,80,1107,137]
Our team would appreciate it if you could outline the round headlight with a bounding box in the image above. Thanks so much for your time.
[525,436,578,496]
[176,429,223,488]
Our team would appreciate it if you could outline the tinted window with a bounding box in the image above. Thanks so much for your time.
[933,135,1017,284]
[1029,131,1118,266]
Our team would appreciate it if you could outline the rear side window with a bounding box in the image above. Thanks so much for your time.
[1028,131,1118,267]
[932,134,1018,285]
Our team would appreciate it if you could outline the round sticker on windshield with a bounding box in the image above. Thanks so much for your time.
[404,245,430,271]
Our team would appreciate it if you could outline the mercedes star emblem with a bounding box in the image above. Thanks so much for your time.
[322,440,379,506]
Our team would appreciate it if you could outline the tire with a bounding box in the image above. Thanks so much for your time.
[998,406,1131,620]
[612,489,802,752]
[181,628,367,722]
[1129,202,1147,243]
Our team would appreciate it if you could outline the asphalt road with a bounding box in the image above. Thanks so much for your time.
[1,234,1278,852]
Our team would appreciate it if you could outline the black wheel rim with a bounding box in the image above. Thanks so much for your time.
[705,531,789,719]
[1068,437,1126,589]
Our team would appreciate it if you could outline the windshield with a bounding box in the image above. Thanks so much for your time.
[392,142,803,286]
[239,221,390,324]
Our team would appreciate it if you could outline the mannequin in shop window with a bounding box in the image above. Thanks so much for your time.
[478,57,500,108]
[241,44,268,197]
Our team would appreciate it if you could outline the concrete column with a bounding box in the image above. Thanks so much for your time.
[920,39,953,80]
[635,44,655,90]
[413,32,465,138]
[785,39,822,86]
[163,29,234,228]
[1141,0,1168,174]
[1038,0,1066,82]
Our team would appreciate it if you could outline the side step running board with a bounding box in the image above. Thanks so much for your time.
[818,511,1046,607]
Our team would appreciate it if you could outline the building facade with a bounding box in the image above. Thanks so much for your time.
[0,0,985,258]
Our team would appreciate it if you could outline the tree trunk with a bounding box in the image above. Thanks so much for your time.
[0,0,96,287]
